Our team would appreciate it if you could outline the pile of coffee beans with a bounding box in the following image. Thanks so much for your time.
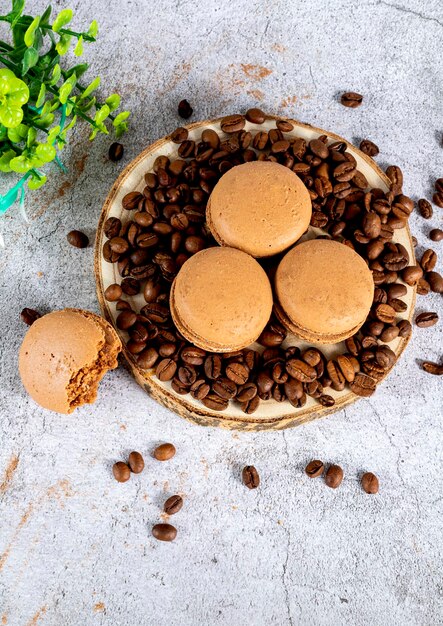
[112,450,145,482]
[102,109,442,413]
[305,459,379,493]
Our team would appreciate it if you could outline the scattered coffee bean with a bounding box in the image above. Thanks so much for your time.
[427,271,443,293]
[422,361,443,375]
[430,228,443,242]
[220,114,245,133]
[154,443,176,461]
[420,249,437,272]
[67,230,89,248]
[418,199,433,219]
[361,472,379,494]
[128,451,145,474]
[340,92,363,108]
[401,265,423,286]
[21,307,41,326]
[245,108,266,124]
[164,494,183,515]
[171,127,188,143]
[325,464,344,489]
[152,523,177,541]
[415,312,438,328]
[109,142,124,162]
[433,192,443,208]
[305,460,324,478]
[178,99,193,119]
[360,139,379,157]
[242,465,260,489]
[112,461,131,483]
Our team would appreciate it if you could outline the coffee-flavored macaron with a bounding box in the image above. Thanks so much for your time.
[19,308,121,413]
[274,239,374,344]
[206,161,312,258]
[170,246,273,352]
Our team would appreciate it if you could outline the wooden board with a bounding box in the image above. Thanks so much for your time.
[94,116,416,431]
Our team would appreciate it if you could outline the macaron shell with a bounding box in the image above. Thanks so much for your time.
[275,239,374,338]
[171,247,273,352]
[207,161,312,257]
[19,308,121,413]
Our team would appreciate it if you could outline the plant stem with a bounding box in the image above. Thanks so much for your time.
[0,16,96,42]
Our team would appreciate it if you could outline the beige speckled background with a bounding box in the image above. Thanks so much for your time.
[1,0,442,624]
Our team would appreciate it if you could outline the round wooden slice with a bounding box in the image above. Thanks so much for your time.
[94,116,416,431]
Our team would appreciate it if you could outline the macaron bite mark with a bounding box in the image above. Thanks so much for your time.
[170,247,273,352]
[206,161,312,258]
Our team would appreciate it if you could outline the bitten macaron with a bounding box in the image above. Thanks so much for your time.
[19,308,121,413]
[274,239,374,344]
[170,246,273,352]
[206,161,312,257]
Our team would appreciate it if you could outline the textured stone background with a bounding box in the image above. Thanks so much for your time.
[1,0,443,624]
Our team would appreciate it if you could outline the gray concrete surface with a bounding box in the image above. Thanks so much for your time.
[1,0,443,624]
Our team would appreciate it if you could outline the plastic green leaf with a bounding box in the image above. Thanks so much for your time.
[78,96,96,112]
[0,125,7,141]
[22,47,39,75]
[35,83,46,108]
[9,0,26,27]
[56,34,72,55]
[63,115,77,132]
[115,122,128,138]
[0,149,17,172]
[105,94,120,112]
[95,104,110,124]
[35,143,56,163]
[24,16,41,47]
[27,127,37,148]
[49,63,61,86]
[47,125,61,143]
[87,20,98,38]
[89,122,108,141]
[33,28,43,52]
[38,113,55,127]
[80,76,100,101]
[113,111,130,126]
[28,173,47,190]
[52,9,73,33]
[7,123,29,143]
[0,69,30,128]
[9,155,33,173]
[68,63,89,79]
[74,36,84,57]
[59,82,73,104]
[40,5,52,25]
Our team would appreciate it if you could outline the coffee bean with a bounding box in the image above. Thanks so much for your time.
[128,451,145,473]
[141,303,169,324]
[201,393,228,411]
[362,212,381,239]
[122,191,143,211]
[190,379,210,400]
[212,377,237,399]
[340,92,363,108]
[181,346,206,365]
[240,395,260,414]
[152,523,177,542]
[386,165,403,192]
[225,362,249,385]
[156,358,177,382]
[104,283,123,302]
[397,319,412,338]
[171,127,188,143]
[178,365,197,386]
[433,192,443,207]
[374,303,396,324]
[401,265,423,286]
[319,394,335,407]
[109,142,124,161]
[349,373,377,397]
[361,472,379,494]
[236,382,258,402]
[388,284,407,299]
[67,230,89,248]
[325,464,343,488]
[138,347,159,369]
[417,278,430,296]
[427,271,443,293]
[415,312,438,328]
[421,249,437,272]
[103,217,121,239]
[242,465,260,489]
[380,325,399,343]
[246,108,266,124]
[360,139,379,157]
[21,307,41,326]
[276,119,293,132]
[430,228,443,242]
[185,235,205,254]
[178,99,193,119]
[286,358,317,383]
[121,277,140,296]
[112,461,130,483]
[116,310,137,330]
[422,361,443,375]
[326,360,346,391]
[220,114,245,134]
[305,460,324,478]
[154,443,176,461]
[164,495,183,515]
[109,236,129,255]
[418,199,432,219]
[388,298,407,313]
[336,354,355,383]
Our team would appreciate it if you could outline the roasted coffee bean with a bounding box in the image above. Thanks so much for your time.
[201,393,228,411]
[302,348,322,367]
[421,249,437,272]
[225,362,249,385]
[340,92,363,108]
[276,119,294,132]
[336,354,355,383]
[128,451,144,474]
[122,191,143,211]
[387,284,407,299]
[427,271,443,293]
[334,161,356,182]
[171,127,188,143]
[220,114,245,133]
[158,342,176,358]
[138,347,159,369]
[375,345,396,369]
[103,217,121,239]
[121,277,140,296]
[271,139,290,154]
[190,379,210,400]
[109,236,129,255]
[397,319,412,338]
[202,355,221,380]
[386,165,403,192]
[152,523,177,541]
[109,142,124,161]
[362,212,381,239]
[345,336,361,356]
[325,465,344,489]
[113,462,130,483]
[422,361,443,375]
[21,307,41,326]
[104,283,123,303]
[258,322,287,347]
[164,495,183,515]
[360,139,379,157]
[284,377,304,401]
[116,300,131,311]
[430,228,443,242]
[326,360,346,391]
[374,303,396,324]
[415,312,438,328]
[418,199,433,219]
[383,251,408,272]
[242,465,260,489]
[319,394,335,407]
[156,358,177,382]
[181,346,205,365]
[305,460,324,478]
[245,107,266,124]
[361,472,379,494]
[286,358,316,383]
[185,235,205,254]
[154,443,176,461]
[212,378,237,399]
[412,236,418,247]
[67,229,89,248]
[272,362,288,384]
[240,396,260,414]
[388,298,407,313]
[178,365,197,386]
[401,265,423,286]
[116,310,137,330]
[380,325,399,343]
[433,192,443,207]
[349,373,377,397]
[236,382,258,402]
[178,99,193,119]
[417,278,431,296]
[361,335,378,349]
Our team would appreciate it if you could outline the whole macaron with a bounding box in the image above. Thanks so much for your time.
[206,161,312,257]
[19,309,121,413]
[170,247,273,352]
[274,239,374,343]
